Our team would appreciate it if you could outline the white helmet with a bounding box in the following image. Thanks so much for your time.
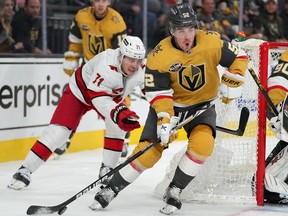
[119,36,146,59]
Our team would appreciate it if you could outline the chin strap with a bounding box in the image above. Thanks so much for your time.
[117,53,128,77]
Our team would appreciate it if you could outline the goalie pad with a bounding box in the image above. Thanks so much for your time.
[63,51,80,76]
[265,144,288,196]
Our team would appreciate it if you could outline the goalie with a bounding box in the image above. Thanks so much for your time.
[264,49,288,204]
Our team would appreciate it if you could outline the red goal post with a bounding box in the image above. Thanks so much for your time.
[154,40,288,206]
[256,41,288,205]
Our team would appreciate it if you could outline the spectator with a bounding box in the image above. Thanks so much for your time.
[197,0,235,41]
[279,0,288,40]
[145,0,170,48]
[16,0,23,7]
[217,0,238,26]
[112,0,169,49]
[11,0,52,53]
[251,0,286,42]
[241,1,259,37]
[111,0,139,36]
[0,0,23,52]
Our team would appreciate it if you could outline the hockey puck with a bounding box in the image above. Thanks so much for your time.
[58,206,67,215]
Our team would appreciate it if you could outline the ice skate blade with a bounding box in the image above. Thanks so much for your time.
[89,201,103,211]
[159,204,177,215]
[7,180,27,190]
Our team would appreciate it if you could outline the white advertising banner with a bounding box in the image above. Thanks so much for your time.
[0,57,149,141]
[0,58,96,140]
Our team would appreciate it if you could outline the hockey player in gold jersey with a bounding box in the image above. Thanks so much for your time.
[90,3,248,214]
[63,0,127,76]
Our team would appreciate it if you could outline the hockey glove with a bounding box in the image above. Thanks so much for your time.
[219,70,245,104]
[111,104,140,132]
[157,113,179,146]
[269,102,288,142]
[63,51,80,76]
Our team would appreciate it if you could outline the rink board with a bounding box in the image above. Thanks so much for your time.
[0,57,273,162]
[0,57,187,162]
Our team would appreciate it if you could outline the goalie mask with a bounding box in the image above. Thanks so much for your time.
[118,36,146,76]
[168,3,199,33]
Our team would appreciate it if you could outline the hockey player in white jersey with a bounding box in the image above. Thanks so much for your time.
[8,35,146,190]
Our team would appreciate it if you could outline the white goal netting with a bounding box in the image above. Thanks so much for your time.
[154,39,288,205]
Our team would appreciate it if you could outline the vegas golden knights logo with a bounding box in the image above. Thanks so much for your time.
[179,65,205,91]
[88,35,106,55]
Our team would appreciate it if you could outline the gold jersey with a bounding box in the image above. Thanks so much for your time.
[280,49,288,62]
[69,7,127,61]
[268,49,288,107]
[145,30,248,107]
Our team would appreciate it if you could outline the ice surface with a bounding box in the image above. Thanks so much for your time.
[1,141,288,216]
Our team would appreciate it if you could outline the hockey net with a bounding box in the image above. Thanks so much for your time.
[154,39,288,206]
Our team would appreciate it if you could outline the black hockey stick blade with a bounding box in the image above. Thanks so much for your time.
[27,204,67,215]
[216,107,250,136]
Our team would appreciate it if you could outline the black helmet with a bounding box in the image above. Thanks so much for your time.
[168,3,199,30]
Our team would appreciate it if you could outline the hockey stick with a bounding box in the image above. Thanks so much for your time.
[248,67,288,136]
[26,99,219,215]
[216,106,249,136]
[248,68,278,116]
[131,91,249,136]
[130,91,147,100]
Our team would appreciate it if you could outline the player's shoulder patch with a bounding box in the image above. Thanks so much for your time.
[196,30,222,49]
[77,6,92,16]
[107,8,125,24]
[149,43,163,57]
[198,30,221,39]
[148,37,171,57]
[147,38,175,72]
[75,7,93,31]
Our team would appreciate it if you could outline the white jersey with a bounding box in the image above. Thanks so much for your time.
[69,48,146,120]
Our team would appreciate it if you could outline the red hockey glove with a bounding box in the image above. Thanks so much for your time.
[111,104,140,132]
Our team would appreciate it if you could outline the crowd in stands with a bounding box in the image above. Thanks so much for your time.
[0,0,52,53]
[0,0,288,54]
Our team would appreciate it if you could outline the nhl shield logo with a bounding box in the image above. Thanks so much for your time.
[168,62,182,72]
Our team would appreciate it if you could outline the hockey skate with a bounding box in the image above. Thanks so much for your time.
[98,163,113,185]
[8,167,31,190]
[89,186,117,210]
[264,188,288,205]
[53,140,70,159]
[160,183,182,215]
